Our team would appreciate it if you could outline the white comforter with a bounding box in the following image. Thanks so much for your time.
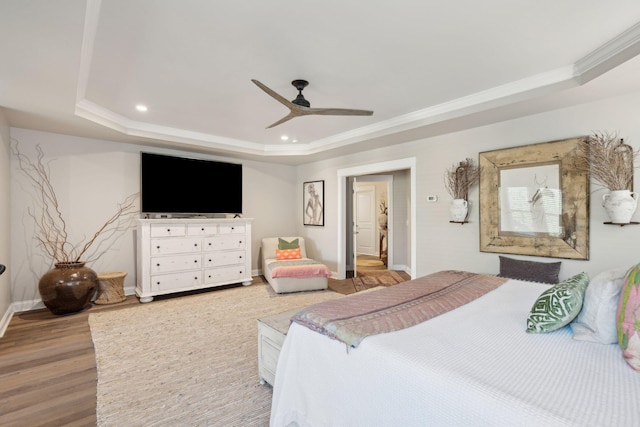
[271,279,640,427]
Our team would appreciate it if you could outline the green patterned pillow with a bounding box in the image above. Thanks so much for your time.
[278,238,299,250]
[526,272,590,333]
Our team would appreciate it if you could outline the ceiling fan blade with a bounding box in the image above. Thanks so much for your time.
[266,112,298,129]
[306,107,374,117]
[252,78,374,128]
[251,79,294,109]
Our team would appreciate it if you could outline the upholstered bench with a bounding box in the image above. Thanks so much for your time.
[261,237,330,293]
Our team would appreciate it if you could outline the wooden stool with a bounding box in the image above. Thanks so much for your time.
[95,271,127,305]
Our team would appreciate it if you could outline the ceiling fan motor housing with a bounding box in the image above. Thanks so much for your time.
[291,79,311,107]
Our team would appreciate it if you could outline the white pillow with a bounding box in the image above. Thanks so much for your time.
[570,267,629,344]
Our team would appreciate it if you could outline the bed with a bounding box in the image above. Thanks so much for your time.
[261,237,330,293]
[270,270,640,427]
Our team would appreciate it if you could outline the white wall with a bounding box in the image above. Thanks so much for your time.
[0,109,11,325]
[294,89,640,282]
[8,89,640,308]
[9,129,298,306]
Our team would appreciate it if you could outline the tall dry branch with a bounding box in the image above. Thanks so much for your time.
[13,141,139,264]
[577,131,637,191]
[444,158,480,200]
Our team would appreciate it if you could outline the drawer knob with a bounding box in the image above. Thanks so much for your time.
[156,263,160,267]
[167,228,171,232]
[194,260,198,263]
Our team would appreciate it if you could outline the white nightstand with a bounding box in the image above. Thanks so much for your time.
[257,308,301,386]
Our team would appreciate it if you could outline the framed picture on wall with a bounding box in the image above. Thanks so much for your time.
[303,180,324,226]
[479,137,590,259]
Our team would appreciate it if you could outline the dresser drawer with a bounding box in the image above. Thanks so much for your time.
[151,270,202,292]
[187,224,218,236]
[218,223,245,234]
[203,235,246,251]
[204,265,246,284]
[150,254,201,274]
[204,250,246,267]
[150,224,186,237]
[151,237,201,255]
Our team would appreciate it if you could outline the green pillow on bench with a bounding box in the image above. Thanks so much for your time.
[278,238,299,250]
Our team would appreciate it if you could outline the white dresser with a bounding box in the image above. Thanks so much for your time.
[136,218,253,302]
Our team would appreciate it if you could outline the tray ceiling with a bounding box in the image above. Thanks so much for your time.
[2,0,640,164]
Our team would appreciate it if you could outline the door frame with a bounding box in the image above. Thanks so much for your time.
[337,158,416,280]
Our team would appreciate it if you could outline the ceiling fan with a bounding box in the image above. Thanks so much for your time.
[251,79,374,128]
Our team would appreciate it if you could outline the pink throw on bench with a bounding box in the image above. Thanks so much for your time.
[271,260,331,279]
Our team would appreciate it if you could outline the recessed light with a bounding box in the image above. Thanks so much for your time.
[280,135,289,141]
[136,104,148,112]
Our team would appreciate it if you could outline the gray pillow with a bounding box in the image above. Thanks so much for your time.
[499,256,561,284]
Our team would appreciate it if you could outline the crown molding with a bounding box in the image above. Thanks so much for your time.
[74,6,640,158]
[574,21,640,83]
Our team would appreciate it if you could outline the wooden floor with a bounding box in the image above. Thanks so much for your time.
[0,265,409,426]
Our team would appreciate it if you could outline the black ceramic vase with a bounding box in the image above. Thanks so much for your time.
[38,262,98,315]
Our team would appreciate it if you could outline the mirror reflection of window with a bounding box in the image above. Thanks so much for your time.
[498,164,562,236]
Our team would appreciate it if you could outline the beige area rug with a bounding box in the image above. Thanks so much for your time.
[88,283,342,427]
[353,270,405,292]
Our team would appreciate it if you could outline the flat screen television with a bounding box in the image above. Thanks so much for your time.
[141,152,242,216]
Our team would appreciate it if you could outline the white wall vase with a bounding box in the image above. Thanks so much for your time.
[602,190,638,224]
[450,199,469,222]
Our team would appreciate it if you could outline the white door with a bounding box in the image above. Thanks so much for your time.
[355,184,376,256]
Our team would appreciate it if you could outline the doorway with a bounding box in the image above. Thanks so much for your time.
[336,158,417,280]
[353,177,390,277]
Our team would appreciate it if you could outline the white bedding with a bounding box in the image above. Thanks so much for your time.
[270,279,640,427]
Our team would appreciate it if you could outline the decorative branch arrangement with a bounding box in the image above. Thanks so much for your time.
[577,131,637,191]
[378,198,388,230]
[444,158,480,200]
[379,199,388,215]
[13,142,139,264]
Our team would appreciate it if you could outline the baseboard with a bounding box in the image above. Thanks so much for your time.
[11,299,45,313]
[0,299,46,338]
[389,263,412,277]
[0,305,14,338]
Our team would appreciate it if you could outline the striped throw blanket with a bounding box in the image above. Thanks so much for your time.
[269,259,331,279]
[291,270,507,348]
